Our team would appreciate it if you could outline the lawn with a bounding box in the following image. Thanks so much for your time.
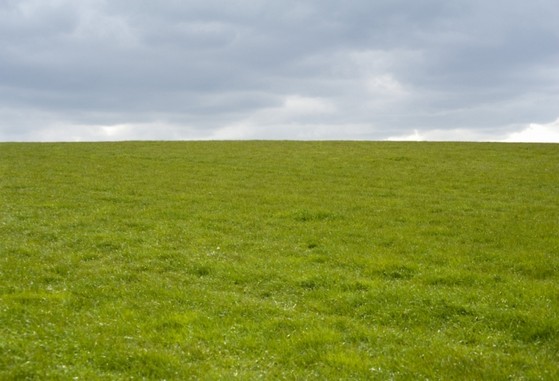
[1,141,558,379]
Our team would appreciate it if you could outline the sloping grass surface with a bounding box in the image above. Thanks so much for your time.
[1,141,558,379]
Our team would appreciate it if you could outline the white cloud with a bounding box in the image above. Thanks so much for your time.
[282,95,336,116]
[210,122,254,140]
[211,121,373,140]
[219,94,336,128]
[386,128,499,142]
[0,116,209,142]
[386,119,559,143]
[34,123,150,142]
[503,119,559,143]
[366,74,408,96]
[386,129,425,141]
[210,95,369,140]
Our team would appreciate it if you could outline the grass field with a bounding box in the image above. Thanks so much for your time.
[1,141,558,380]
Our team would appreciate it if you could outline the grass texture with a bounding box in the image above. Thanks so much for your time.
[1,141,558,380]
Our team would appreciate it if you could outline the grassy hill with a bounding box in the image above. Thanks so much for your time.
[1,141,558,379]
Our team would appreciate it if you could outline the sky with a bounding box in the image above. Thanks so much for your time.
[1,0,558,142]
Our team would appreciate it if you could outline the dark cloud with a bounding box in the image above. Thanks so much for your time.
[1,0,558,141]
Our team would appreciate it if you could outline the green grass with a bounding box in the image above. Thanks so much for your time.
[1,141,558,380]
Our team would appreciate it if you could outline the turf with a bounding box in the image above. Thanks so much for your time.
[1,141,558,380]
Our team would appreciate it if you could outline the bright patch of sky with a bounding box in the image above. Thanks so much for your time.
[1,0,558,142]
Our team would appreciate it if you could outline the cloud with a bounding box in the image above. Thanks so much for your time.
[1,1,558,141]
[503,119,559,143]
[209,95,365,140]
[386,128,499,142]
[386,118,559,143]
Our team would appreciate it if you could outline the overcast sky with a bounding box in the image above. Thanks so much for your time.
[1,0,558,142]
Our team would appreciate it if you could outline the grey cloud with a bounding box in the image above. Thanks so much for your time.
[1,0,558,141]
